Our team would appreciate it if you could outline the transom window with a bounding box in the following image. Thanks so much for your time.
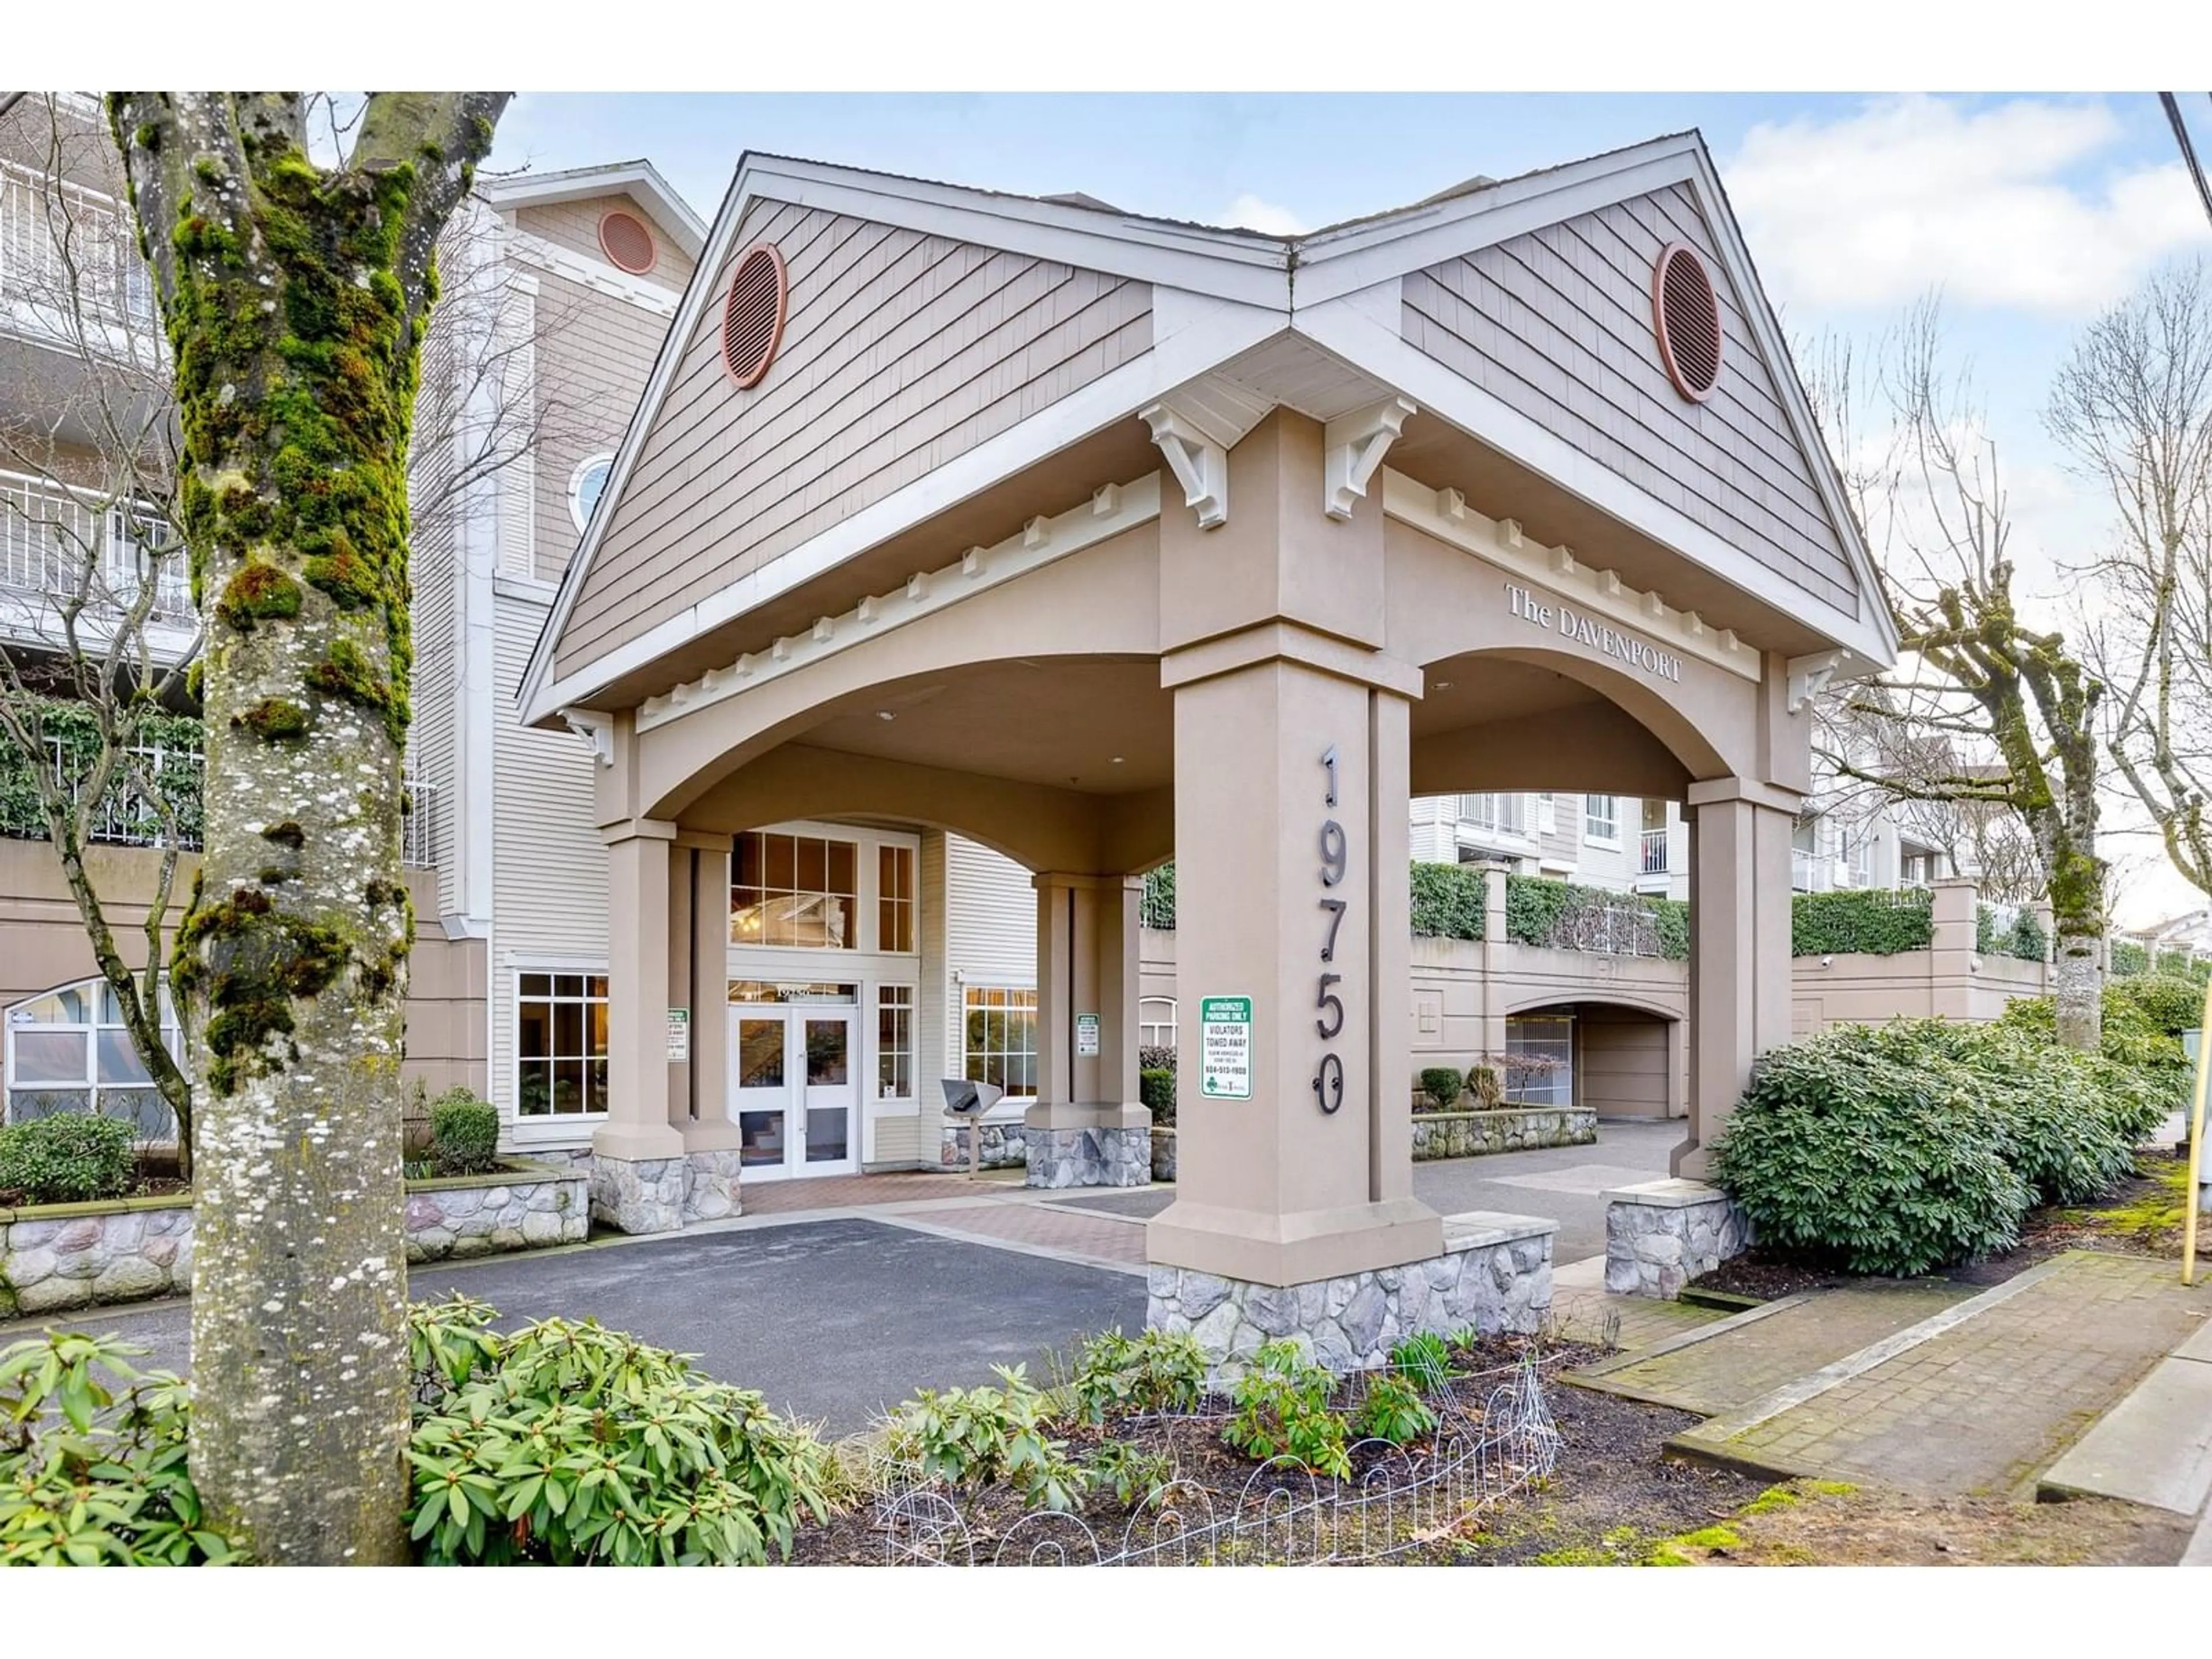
[1139,997,1177,1051]
[963,984,1037,1099]
[517,972,609,1116]
[877,984,914,1101]
[732,831,858,949]
[4,978,180,1141]
[878,844,916,953]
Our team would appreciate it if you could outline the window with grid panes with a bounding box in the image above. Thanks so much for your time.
[877,844,916,952]
[517,972,609,1116]
[731,831,858,948]
[962,984,1037,1097]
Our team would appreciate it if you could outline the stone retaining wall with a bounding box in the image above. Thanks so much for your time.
[1603,1179,1751,1299]
[2,1160,592,1317]
[1147,1213,1556,1373]
[1410,1106,1597,1161]
[588,1149,745,1233]
[404,1162,590,1263]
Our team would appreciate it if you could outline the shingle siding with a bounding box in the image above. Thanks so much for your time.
[555,202,1154,680]
[1402,183,1857,613]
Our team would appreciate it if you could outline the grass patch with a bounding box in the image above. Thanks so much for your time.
[2056,1157,2192,1253]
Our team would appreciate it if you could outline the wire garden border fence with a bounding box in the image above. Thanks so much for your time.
[872,1351,1562,1567]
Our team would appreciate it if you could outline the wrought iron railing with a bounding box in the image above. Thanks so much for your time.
[1638,827,1669,876]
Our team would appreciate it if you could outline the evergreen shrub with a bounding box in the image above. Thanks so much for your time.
[1790,888,1934,957]
[427,1089,500,1176]
[0,1114,136,1205]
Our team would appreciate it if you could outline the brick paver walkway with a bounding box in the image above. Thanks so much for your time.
[908,1203,1148,1268]
[1669,1253,2212,1498]
[738,1169,1030,1214]
[1550,1286,1728,1353]
[1571,1283,1972,1415]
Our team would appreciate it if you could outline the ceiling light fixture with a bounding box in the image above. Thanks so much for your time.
[1109,755,1124,764]
[875,710,896,721]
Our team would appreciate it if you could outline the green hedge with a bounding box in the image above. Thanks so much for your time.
[2111,939,2149,978]
[0,1114,137,1205]
[1410,863,1486,941]
[1975,903,2048,964]
[0,698,204,848]
[1139,1067,1176,1127]
[1790,888,1933,956]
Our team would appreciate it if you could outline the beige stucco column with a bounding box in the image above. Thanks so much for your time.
[1028,873,1146,1127]
[1928,877,1979,1021]
[595,818,685,1163]
[675,830,740,1151]
[1149,636,1440,1284]
[1675,778,1800,1178]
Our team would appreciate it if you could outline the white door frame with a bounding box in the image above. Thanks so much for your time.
[730,1002,859,1180]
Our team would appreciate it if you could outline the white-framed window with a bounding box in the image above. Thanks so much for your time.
[4,979,181,1141]
[732,831,859,949]
[1139,997,1177,1051]
[963,984,1038,1099]
[1583,794,1620,846]
[877,844,916,953]
[567,452,615,533]
[516,971,609,1117]
[877,984,914,1101]
[1504,1014,1574,1108]
[1537,793,1558,835]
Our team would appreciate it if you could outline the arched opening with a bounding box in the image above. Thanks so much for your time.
[3,978,181,1142]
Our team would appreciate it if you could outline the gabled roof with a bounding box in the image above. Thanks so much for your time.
[478,158,707,260]
[519,131,1898,725]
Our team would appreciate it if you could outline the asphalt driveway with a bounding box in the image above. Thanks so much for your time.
[3,1217,1145,1435]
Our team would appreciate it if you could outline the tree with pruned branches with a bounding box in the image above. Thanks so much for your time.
[109,89,509,1565]
[1807,299,2106,1050]
[2048,259,2212,907]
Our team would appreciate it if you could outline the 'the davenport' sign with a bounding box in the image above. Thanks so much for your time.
[1505,581,1684,685]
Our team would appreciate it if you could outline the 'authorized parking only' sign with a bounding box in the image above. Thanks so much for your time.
[1199,995,1253,1099]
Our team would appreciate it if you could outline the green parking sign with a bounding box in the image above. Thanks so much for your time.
[1199,995,1253,1100]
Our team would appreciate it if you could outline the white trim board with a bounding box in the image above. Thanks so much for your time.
[634,472,1163,734]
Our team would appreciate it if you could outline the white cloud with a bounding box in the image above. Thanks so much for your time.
[1726,96,2204,317]
[1221,192,1308,236]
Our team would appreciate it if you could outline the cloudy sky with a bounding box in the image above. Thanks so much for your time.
[486,92,2210,923]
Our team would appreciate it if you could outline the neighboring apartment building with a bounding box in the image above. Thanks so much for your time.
[0,99,2026,1182]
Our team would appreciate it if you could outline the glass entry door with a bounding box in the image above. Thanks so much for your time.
[730,1005,858,1179]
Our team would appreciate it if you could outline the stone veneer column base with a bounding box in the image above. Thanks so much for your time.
[1025,1125,1151,1189]
[1603,1179,1751,1298]
[1146,1212,1556,1373]
[588,1150,748,1234]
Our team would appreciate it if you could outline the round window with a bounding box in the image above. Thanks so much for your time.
[1652,243,1724,403]
[570,454,615,533]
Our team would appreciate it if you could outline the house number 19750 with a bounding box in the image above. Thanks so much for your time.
[1314,745,1347,1114]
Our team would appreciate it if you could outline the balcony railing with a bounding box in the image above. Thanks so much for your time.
[1456,792,1534,840]
[0,469,191,626]
[402,777,439,869]
[1,160,157,337]
[1638,827,1669,876]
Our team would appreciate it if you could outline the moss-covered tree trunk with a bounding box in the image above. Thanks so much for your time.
[109,92,506,1566]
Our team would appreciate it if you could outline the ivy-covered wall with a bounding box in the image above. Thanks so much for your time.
[1790,887,1934,957]
[1504,873,1688,960]
[0,699,204,848]
[1410,862,1486,941]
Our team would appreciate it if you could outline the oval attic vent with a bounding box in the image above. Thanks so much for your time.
[721,244,789,391]
[1652,243,1723,403]
[597,209,658,275]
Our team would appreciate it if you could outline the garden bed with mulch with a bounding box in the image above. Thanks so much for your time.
[1688,1150,2196,1299]
[785,1334,1763,1566]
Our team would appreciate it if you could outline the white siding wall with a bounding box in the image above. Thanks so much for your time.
[944,836,1036,1083]
[491,589,609,1140]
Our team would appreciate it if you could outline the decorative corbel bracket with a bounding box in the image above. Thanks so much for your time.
[1785,649,1853,714]
[1141,400,1229,530]
[1323,396,1416,520]
[560,707,615,768]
